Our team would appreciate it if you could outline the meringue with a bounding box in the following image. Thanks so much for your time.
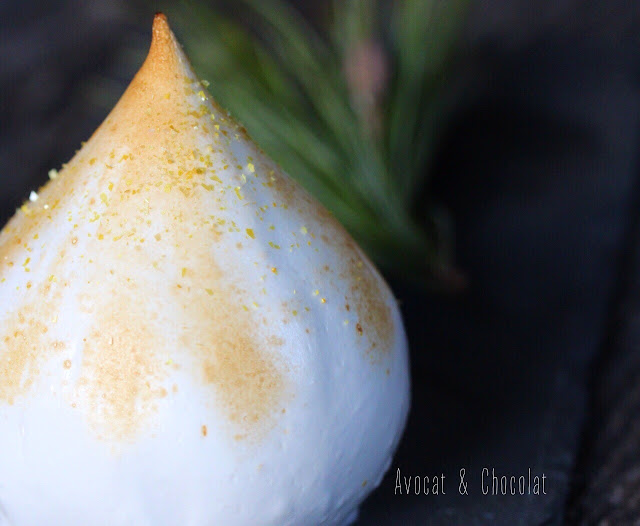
[0,14,410,526]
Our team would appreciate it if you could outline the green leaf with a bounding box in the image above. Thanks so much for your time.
[387,0,468,202]
[162,0,467,285]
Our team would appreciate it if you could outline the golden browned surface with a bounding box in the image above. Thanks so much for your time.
[172,217,286,437]
[343,244,394,362]
[0,15,287,441]
[314,210,395,362]
[244,157,396,361]
[77,295,167,441]
[0,14,393,442]
[0,302,63,405]
[0,261,67,406]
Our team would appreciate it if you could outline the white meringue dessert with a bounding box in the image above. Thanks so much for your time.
[0,14,410,526]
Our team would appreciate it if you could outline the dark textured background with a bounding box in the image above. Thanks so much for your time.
[1,2,640,524]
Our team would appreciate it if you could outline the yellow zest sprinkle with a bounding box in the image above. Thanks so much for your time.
[23,258,30,267]
[300,226,308,235]
[247,163,255,173]
[205,289,214,296]
[271,267,278,274]
[292,310,298,316]
[89,158,96,165]
[246,228,255,239]
[49,275,57,282]
[242,305,249,312]
[108,182,114,191]
[182,268,187,277]
[98,234,104,240]
[201,79,210,87]
[321,298,326,304]
[100,193,108,206]
[235,187,244,200]
[268,242,280,249]
[155,233,161,241]
[313,289,319,296]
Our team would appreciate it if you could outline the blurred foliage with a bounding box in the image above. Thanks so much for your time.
[167,0,468,286]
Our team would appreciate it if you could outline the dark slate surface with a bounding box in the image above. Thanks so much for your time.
[357,39,640,524]
[566,125,640,522]
[565,175,640,523]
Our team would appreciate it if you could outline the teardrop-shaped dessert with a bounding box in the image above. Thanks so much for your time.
[0,14,409,526]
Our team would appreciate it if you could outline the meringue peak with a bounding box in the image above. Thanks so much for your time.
[0,16,287,441]
[0,14,399,445]
[0,14,410,525]
[148,13,180,68]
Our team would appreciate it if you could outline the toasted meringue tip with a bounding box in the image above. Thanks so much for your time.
[148,12,179,64]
